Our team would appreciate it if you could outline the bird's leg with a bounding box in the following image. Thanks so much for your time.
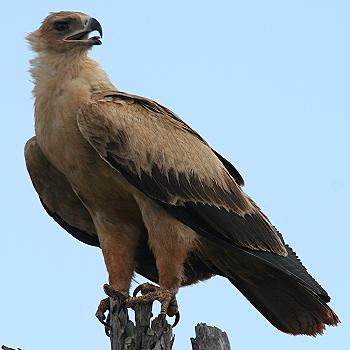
[124,197,198,327]
[125,244,190,327]
[94,220,140,335]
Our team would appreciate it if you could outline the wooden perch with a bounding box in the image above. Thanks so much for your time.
[106,292,231,350]
[2,295,231,350]
[191,323,231,350]
[108,292,174,349]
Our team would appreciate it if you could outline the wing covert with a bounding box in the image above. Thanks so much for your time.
[77,91,287,255]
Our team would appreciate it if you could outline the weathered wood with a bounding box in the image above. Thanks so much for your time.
[105,287,231,350]
[2,303,231,350]
[190,323,231,350]
[108,293,174,350]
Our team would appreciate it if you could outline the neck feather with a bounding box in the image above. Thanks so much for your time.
[29,50,115,99]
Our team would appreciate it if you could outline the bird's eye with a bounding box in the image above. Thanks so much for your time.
[54,21,69,32]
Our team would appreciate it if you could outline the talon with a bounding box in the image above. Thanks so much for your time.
[104,313,111,337]
[97,284,129,337]
[95,297,111,337]
[133,284,144,297]
[172,311,180,328]
[97,283,181,334]
[130,283,180,325]
[160,294,172,314]
[95,297,109,325]
[133,282,158,297]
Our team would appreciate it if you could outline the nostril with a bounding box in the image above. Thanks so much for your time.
[85,19,88,26]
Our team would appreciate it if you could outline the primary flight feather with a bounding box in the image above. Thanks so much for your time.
[25,11,339,336]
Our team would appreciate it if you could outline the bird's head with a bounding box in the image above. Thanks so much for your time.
[27,11,102,54]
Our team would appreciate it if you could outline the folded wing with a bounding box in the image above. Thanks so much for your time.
[77,91,287,255]
[24,137,100,247]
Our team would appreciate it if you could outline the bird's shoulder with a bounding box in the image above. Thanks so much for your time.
[80,90,205,142]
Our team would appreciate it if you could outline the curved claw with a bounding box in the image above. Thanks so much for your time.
[131,283,180,325]
[95,297,111,337]
[172,311,180,328]
[97,285,128,338]
[95,297,109,326]
[96,313,107,326]
[133,282,159,297]
[104,315,111,338]
[133,284,144,297]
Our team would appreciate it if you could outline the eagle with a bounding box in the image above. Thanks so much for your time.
[25,11,339,336]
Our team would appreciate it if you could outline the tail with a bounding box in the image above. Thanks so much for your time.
[201,238,340,335]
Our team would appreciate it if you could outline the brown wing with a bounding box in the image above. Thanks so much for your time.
[24,137,99,247]
[77,91,287,255]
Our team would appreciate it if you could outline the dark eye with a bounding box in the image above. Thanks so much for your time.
[54,21,69,32]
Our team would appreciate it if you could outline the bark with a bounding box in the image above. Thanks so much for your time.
[190,323,231,350]
[2,298,231,350]
[108,292,174,350]
[107,293,231,350]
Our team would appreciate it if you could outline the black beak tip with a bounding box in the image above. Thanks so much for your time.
[90,17,103,38]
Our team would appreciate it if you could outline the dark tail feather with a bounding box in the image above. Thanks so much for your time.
[228,272,339,335]
[201,239,340,335]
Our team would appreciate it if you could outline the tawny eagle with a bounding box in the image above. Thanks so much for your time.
[25,11,339,336]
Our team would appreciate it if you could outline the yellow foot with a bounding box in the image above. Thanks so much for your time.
[128,282,180,327]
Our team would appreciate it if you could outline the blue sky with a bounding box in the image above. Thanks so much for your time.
[1,1,348,349]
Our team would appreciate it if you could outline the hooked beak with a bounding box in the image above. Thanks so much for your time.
[64,17,103,45]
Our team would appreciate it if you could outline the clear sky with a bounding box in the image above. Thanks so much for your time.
[1,1,348,349]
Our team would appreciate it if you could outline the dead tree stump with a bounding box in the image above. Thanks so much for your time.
[107,292,231,350]
[1,296,231,350]
[190,323,231,350]
[108,292,174,350]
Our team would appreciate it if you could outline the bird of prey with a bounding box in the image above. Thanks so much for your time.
[25,11,339,336]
